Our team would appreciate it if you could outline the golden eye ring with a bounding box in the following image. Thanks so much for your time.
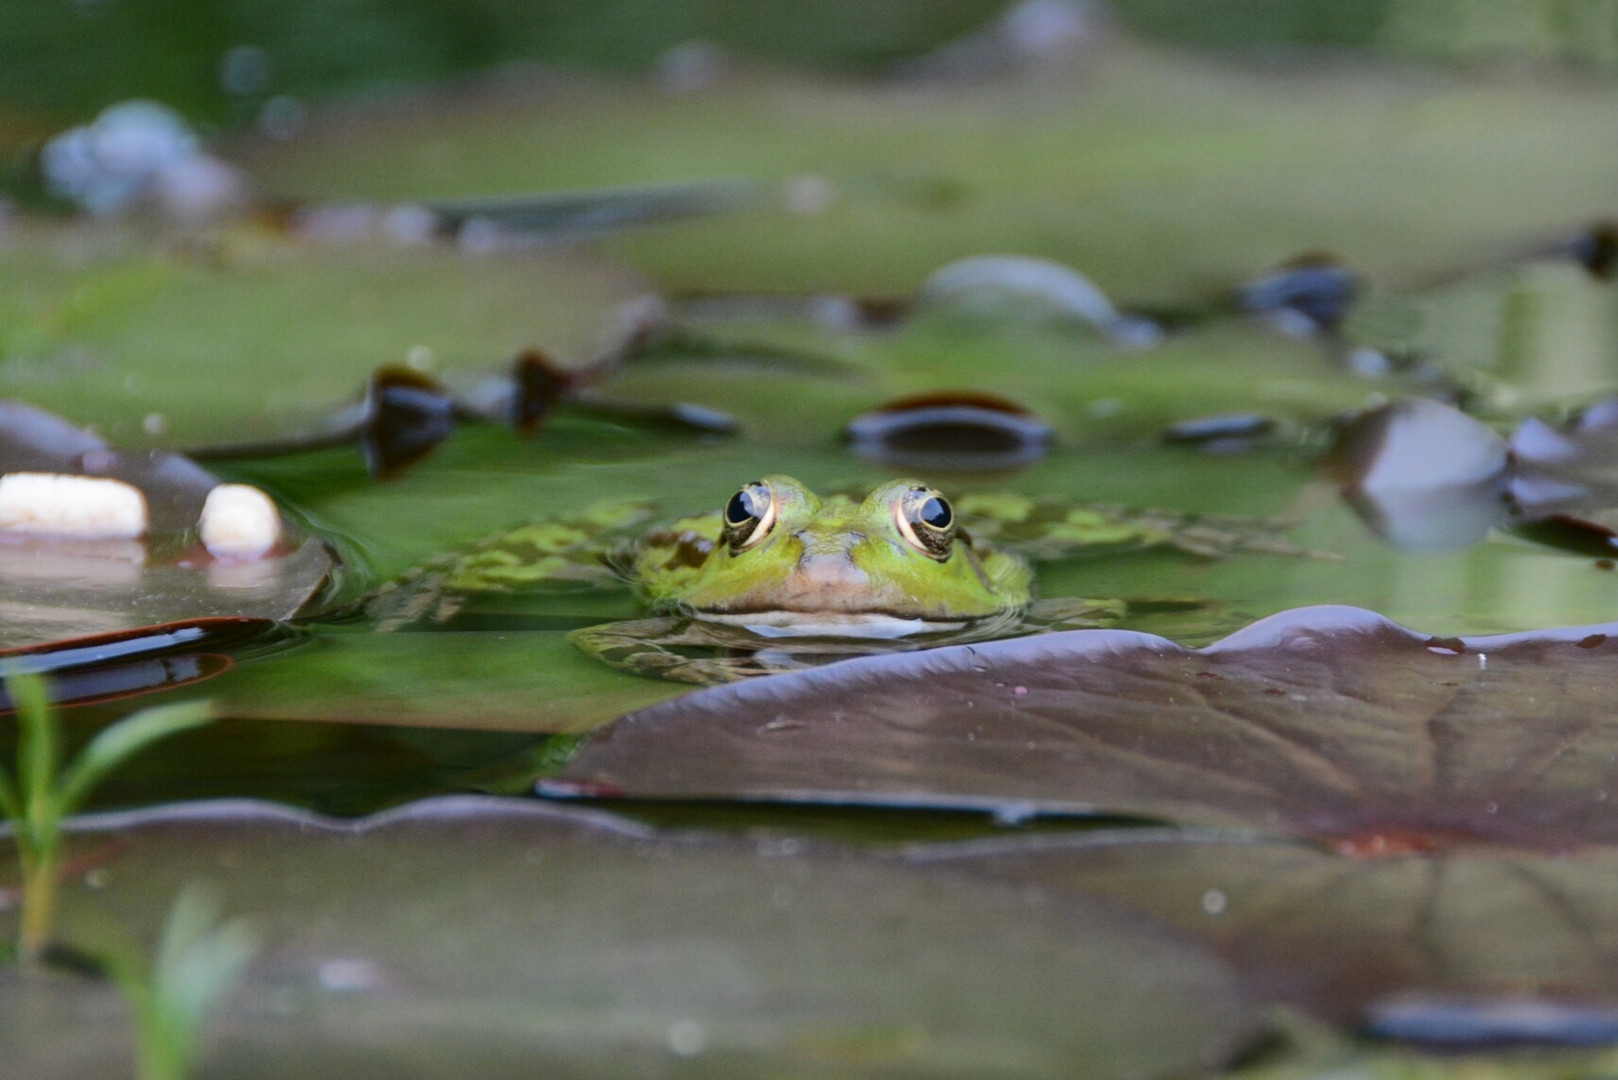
[723,480,778,554]
[894,486,954,561]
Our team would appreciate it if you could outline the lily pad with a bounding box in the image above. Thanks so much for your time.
[0,617,280,712]
[239,44,1618,304]
[0,401,333,649]
[602,313,1384,447]
[907,829,1618,1028]
[1331,397,1511,553]
[0,233,651,448]
[0,797,1260,1079]
[548,604,1618,848]
[1509,396,1618,547]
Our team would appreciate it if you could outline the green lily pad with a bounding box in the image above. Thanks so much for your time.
[239,44,1618,303]
[0,797,1261,1079]
[602,313,1386,447]
[548,605,1618,846]
[0,231,651,447]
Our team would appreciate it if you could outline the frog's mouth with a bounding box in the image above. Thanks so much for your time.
[679,547,1017,638]
[698,610,975,640]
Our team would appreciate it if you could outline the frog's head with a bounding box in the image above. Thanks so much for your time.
[663,475,1030,637]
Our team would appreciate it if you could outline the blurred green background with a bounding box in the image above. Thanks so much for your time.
[4,0,1617,130]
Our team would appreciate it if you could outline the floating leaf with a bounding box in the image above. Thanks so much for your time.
[1332,397,1510,553]
[0,402,334,650]
[842,391,1052,472]
[912,254,1161,347]
[238,44,1618,306]
[0,798,1260,1079]
[355,367,460,479]
[1236,253,1361,338]
[0,239,649,448]
[550,605,1618,849]
[0,400,220,534]
[0,618,271,714]
[1160,412,1277,453]
[425,178,765,243]
[1509,396,1618,551]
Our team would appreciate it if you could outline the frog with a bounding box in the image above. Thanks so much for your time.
[365,475,1314,684]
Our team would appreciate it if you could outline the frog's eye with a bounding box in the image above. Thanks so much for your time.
[723,480,777,554]
[894,486,955,561]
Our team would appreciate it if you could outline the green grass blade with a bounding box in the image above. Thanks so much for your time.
[0,667,44,827]
[165,923,260,1051]
[53,701,215,819]
[6,668,55,847]
[146,884,260,1080]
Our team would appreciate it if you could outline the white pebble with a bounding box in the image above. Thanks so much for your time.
[781,174,837,215]
[199,483,281,559]
[665,1020,707,1057]
[0,472,148,539]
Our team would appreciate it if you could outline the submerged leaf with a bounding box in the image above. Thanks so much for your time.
[1,798,1260,1079]
[909,828,1618,1029]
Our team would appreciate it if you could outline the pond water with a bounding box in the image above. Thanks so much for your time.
[9,6,1618,1076]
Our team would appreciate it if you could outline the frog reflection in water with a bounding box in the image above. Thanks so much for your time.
[368,475,1310,685]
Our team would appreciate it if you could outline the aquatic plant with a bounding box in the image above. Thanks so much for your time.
[105,884,260,1080]
[0,668,213,958]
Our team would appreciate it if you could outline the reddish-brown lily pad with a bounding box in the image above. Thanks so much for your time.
[0,401,334,649]
[0,798,1258,1079]
[548,605,1618,851]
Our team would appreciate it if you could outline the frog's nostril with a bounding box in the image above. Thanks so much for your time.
[796,553,868,588]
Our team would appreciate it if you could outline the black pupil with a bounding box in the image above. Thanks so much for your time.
[919,496,952,530]
[727,486,766,526]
